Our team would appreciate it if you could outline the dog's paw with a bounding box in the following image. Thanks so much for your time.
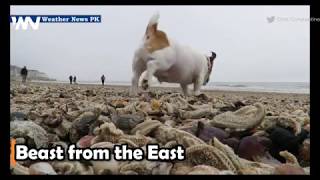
[194,91,201,97]
[129,88,138,97]
[129,91,137,97]
[141,79,149,90]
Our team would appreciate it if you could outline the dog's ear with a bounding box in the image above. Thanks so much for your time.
[145,24,157,37]
[145,13,159,38]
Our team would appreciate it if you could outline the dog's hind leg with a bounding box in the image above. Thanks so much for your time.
[180,84,190,96]
[193,75,205,96]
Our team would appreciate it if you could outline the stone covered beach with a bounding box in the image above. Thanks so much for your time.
[10,81,310,175]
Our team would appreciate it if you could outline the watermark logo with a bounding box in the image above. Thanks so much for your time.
[266,16,275,23]
[10,15,102,30]
[11,16,41,30]
[267,16,320,23]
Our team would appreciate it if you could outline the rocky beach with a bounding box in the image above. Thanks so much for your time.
[10,81,310,175]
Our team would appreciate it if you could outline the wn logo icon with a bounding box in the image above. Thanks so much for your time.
[11,16,41,30]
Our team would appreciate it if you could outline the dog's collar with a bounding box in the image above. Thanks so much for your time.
[203,56,213,85]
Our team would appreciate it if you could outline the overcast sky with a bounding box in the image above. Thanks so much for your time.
[10,6,310,82]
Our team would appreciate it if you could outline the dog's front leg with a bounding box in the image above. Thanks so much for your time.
[130,56,146,96]
[142,60,159,90]
[130,71,142,96]
[142,56,172,90]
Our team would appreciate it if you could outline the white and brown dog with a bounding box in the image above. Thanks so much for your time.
[130,12,216,96]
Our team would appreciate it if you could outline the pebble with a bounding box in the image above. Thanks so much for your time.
[29,162,57,175]
[111,114,144,133]
[274,164,305,175]
[69,111,98,143]
[195,121,229,142]
[11,112,28,121]
[77,135,95,148]
[237,136,271,161]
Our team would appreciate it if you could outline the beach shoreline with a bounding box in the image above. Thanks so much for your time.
[11,80,310,118]
[15,80,310,97]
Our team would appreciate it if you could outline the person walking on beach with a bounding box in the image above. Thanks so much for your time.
[69,75,73,84]
[20,66,28,83]
[101,75,105,86]
[73,76,77,84]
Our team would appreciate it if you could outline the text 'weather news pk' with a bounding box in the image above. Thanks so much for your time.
[10,15,102,30]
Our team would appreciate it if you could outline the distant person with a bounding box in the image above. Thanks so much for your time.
[69,75,73,84]
[20,66,28,83]
[101,75,105,86]
[73,76,77,84]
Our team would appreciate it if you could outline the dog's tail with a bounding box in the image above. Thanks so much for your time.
[145,12,160,36]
